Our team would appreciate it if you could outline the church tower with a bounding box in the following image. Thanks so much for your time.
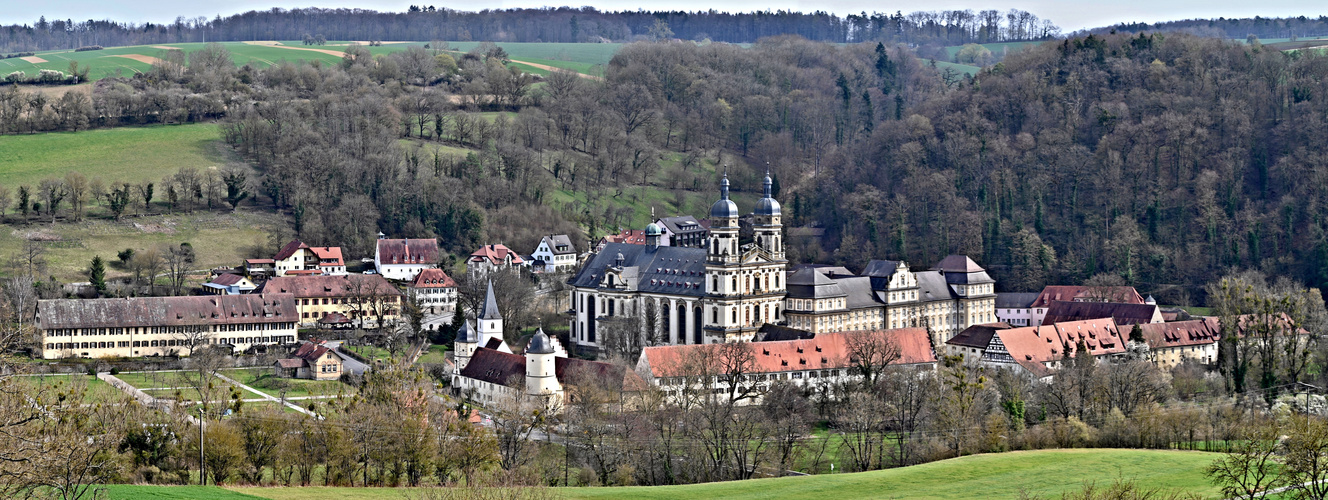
[478,280,503,343]
[707,171,740,264]
[753,169,783,259]
[453,319,478,382]
[525,328,560,398]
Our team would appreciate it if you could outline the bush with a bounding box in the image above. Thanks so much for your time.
[4,71,23,83]
[74,45,104,52]
[109,367,120,375]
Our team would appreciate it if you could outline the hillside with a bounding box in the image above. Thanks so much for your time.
[96,449,1222,499]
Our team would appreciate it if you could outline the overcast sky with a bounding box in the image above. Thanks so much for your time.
[3,0,1325,33]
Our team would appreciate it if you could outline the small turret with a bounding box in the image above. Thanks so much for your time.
[525,328,560,397]
[453,319,479,378]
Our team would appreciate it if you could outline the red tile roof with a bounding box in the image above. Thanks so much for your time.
[640,328,936,378]
[1137,320,1220,349]
[470,244,524,265]
[292,341,339,363]
[378,238,439,265]
[996,318,1127,373]
[273,240,308,261]
[310,246,344,266]
[410,268,457,288]
[259,274,403,298]
[1030,286,1145,308]
[246,258,275,265]
[1042,301,1160,325]
[209,273,249,286]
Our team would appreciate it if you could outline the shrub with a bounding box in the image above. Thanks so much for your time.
[109,367,120,375]
[4,71,24,83]
[74,45,104,52]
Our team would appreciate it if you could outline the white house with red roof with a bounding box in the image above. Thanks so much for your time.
[203,273,257,295]
[409,268,458,314]
[374,237,440,281]
[467,243,526,277]
[272,240,346,276]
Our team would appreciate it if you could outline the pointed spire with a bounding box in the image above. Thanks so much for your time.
[763,165,773,198]
[457,319,477,343]
[720,166,730,200]
[480,280,502,320]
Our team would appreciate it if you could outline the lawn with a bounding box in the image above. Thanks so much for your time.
[114,370,203,390]
[210,449,1222,499]
[342,345,398,363]
[105,485,266,499]
[11,373,126,403]
[0,123,228,187]
[219,368,353,399]
[416,344,449,364]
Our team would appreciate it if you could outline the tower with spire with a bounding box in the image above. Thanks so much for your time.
[478,279,503,342]
[707,169,740,264]
[453,319,478,383]
[754,168,784,259]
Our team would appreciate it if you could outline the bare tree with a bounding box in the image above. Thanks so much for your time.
[37,177,67,224]
[163,242,196,296]
[762,381,811,475]
[64,171,88,222]
[845,330,902,389]
[1206,416,1284,500]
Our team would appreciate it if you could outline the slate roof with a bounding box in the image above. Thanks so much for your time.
[995,292,1040,309]
[378,238,439,265]
[757,323,815,342]
[657,215,707,235]
[640,328,937,378]
[915,271,958,302]
[1030,286,1145,308]
[541,234,577,255]
[947,323,1013,349]
[37,293,297,330]
[410,268,457,289]
[785,267,846,299]
[933,255,985,273]
[569,242,707,297]
[1042,301,1159,325]
[258,274,403,298]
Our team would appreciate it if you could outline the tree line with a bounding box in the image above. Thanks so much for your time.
[0,7,1060,53]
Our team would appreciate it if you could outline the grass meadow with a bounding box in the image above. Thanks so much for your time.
[0,123,227,187]
[205,449,1224,500]
[219,368,353,399]
[12,373,127,403]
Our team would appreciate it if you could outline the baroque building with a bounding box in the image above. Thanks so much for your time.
[568,171,996,352]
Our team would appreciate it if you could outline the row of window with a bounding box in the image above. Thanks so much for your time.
[46,323,295,337]
[46,335,294,351]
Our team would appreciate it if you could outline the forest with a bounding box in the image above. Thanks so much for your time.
[0,7,1059,52]
[6,33,1328,305]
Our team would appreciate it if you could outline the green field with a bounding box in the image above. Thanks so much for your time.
[416,344,449,364]
[927,60,981,77]
[0,123,228,187]
[219,368,352,399]
[212,449,1223,499]
[943,41,1043,62]
[0,41,617,82]
[106,485,265,499]
[12,373,126,403]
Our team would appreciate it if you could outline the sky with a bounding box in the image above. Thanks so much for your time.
[2,0,1325,33]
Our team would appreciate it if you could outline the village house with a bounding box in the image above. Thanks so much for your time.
[374,236,440,281]
[272,240,346,276]
[530,234,578,273]
[38,294,299,359]
[274,340,346,380]
[636,328,937,404]
[409,268,458,314]
[258,274,403,328]
[468,243,526,277]
[244,258,275,277]
[203,273,257,295]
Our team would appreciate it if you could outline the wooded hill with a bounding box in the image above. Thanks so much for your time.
[6,32,1328,304]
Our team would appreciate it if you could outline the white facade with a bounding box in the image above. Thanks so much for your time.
[531,235,578,273]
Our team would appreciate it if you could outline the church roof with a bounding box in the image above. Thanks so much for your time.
[569,242,707,297]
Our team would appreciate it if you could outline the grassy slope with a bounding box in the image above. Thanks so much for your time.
[942,41,1042,61]
[106,485,265,499]
[0,123,225,187]
[214,449,1219,500]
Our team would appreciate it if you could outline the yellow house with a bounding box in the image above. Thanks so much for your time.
[259,274,404,328]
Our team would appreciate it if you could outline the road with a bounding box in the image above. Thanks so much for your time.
[323,340,371,375]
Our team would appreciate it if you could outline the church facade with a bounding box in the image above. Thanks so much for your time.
[568,173,995,353]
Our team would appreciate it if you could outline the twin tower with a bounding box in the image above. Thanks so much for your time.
[708,170,783,262]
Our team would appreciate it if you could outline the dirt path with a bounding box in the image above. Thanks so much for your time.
[510,59,603,80]
[243,41,347,57]
[106,54,164,65]
[19,56,46,63]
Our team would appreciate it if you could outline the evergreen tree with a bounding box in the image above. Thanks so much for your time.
[88,255,106,294]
